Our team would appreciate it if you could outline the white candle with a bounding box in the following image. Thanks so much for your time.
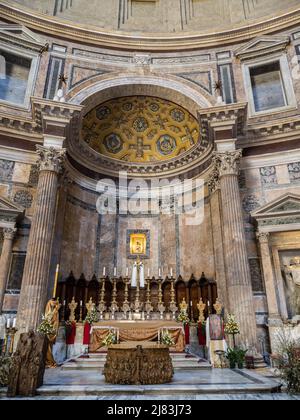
[148,268,150,278]
[190,301,193,307]
[80,300,83,307]
[126,267,129,277]
[114,267,117,277]
[7,319,11,328]
[170,268,173,278]
[13,318,16,328]
[159,268,161,278]
[63,300,66,306]
[103,267,106,277]
[207,301,210,307]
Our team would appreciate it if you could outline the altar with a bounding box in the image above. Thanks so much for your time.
[89,321,185,353]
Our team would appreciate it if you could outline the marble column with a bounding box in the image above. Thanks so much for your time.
[214,150,258,349]
[256,232,281,320]
[17,146,65,333]
[0,228,16,313]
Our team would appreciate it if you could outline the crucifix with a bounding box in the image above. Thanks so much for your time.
[129,137,151,159]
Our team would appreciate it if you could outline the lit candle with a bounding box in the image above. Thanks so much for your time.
[13,318,16,328]
[190,301,193,307]
[53,264,59,299]
[63,300,66,306]
[207,301,210,307]
[103,267,106,277]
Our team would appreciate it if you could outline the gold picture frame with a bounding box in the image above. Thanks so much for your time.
[130,233,147,256]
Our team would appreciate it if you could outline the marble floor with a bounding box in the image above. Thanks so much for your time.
[1,368,299,400]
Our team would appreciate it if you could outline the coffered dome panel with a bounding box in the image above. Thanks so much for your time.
[81,96,200,164]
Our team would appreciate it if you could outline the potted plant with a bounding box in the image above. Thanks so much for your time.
[225,348,237,369]
[235,348,248,369]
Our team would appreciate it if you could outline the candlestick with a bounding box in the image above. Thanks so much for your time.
[53,264,59,299]
[159,268,161,278]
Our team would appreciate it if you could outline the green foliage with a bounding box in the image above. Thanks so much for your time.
[276,330,300,395]
[225,347,247,369]
[85,308,98,325]
[102,331,117,347]
[161,331,175,347]
[0,356,12,387]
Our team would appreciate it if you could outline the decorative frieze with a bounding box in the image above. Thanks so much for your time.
[36,146,66,174]
[13,190,33,209]
[242,194,261,214]
[288,162,300,181]
[0,159,14,181]
[260,166,278,186]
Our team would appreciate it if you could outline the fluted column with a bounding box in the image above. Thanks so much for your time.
[214,150,258,349]
[256,232,281,319]
[17,146,65,333]
[0,228,16,313]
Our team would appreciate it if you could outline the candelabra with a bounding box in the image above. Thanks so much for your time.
[109,277,119,319]
[144,277,153,320]
[169,278,178,320]
[4,327,18,356]
[197,298,206,323]
[68,297,78,322]
[98,278,107,320]
[121,277,131,319]
[157,280,166,320]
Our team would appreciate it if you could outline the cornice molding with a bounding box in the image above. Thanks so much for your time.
[1,2,300,52]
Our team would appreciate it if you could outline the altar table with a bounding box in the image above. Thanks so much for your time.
[104,343,174,385]
[89,321,185,353]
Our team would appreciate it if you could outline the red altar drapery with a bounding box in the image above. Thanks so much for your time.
[83,322,91,345]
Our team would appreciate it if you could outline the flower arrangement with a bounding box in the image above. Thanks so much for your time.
[224,314,240,335]
[85,308,98,325]
[177,310,190,325]
[161,331,175,347]
[102,331,117,347]
[224,314,240,347]
[37,316,56,336]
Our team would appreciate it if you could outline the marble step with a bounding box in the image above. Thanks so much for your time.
[61,353,211,371]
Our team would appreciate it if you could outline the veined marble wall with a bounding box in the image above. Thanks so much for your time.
[58,183,215,282]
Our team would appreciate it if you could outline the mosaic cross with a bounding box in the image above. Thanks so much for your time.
[129,137,151,158]
[181,126,199,146]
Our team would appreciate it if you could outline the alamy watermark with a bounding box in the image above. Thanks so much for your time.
[95,172,205,226]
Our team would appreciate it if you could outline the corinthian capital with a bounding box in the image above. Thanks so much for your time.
[256,231,270,244]
[213,150,242,177]
[3,228,17,241]
[36,146,66,174]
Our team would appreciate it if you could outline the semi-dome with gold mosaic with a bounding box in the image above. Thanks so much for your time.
[81,96,201,164]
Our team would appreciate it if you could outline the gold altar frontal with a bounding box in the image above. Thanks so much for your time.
[104,343,174,385]
[89,321,185,353]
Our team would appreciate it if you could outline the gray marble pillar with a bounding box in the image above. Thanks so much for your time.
[256,232,281,320]
[0,228,16,313]
[214,150,258,349]
[17,146,65,333]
